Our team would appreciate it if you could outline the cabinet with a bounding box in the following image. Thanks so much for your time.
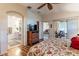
[27,31,39,46]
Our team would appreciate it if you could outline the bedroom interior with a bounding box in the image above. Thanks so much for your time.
[0,3,79,56]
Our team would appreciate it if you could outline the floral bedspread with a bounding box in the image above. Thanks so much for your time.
[27,39,79,56]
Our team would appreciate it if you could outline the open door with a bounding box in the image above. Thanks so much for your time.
[8,14,22,49]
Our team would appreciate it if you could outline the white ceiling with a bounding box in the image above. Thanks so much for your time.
[20,3,79,14]
[63,4,79,12]
[20,3,55,14]
[21,3,42,9]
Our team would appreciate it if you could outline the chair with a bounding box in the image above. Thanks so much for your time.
[71,37,79,49]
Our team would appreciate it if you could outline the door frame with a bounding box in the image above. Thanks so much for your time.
[7,11,25,47]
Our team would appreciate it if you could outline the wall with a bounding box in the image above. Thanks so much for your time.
[0,3,27,55]
[26,9,44,39]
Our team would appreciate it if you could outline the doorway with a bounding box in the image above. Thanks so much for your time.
[8,14,22,49]
[43,22,50,40]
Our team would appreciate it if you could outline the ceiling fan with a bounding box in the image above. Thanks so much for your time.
[37,3,53,10]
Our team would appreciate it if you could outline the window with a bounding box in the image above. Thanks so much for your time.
[58,21,67,33]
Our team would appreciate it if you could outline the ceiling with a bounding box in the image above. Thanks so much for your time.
[20,3,58,14]
[21,3,43,9]
[20,3,79,15]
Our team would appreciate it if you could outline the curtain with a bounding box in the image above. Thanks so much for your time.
[67,18,79,39]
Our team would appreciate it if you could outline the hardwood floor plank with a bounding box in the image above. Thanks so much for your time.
[1,45,30,56]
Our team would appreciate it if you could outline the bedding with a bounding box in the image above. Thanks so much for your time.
[27,39,79,56]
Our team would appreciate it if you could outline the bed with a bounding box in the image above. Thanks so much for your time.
[27,39,79,56]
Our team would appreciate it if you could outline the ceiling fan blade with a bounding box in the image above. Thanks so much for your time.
[37,4,46,9]
[47,3,53,10]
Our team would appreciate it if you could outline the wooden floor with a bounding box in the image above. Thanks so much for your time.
[1,40,43,56]
[2,45,30,56]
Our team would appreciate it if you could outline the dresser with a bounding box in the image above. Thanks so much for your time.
[27,31,39,46]
[27,21,39,46]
